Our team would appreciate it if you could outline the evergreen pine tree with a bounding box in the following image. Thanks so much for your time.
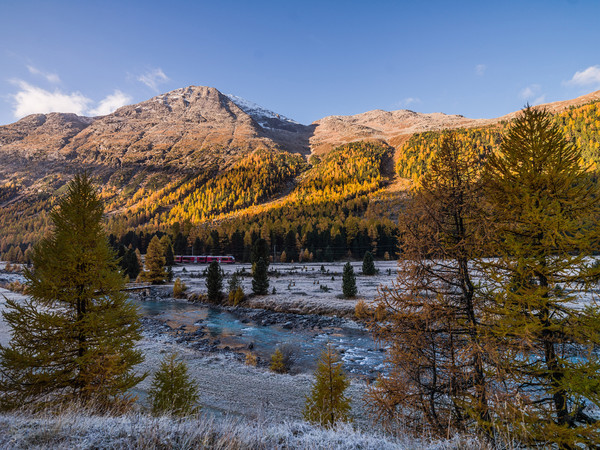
[174,232,187,255]
[193,237,202,256]
[252,257,269,295]
[362,251,376,275]
[0,173,145,411]
[205,261,223,302]
[159,235,174,268]
[143,236,167,284]
[124,247,141,280]
[164,242,175,268]
[148,353,199,416]
[342,262,357,298]
[251,238,270,268]
[117,244,127,269]
[303,344,351,427]
[483,106,600,447]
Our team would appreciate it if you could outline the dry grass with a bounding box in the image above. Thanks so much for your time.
[0,404,490,449]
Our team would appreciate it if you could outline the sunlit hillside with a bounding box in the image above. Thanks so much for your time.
[2,100,600,262]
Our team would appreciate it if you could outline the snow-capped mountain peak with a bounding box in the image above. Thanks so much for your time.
[226,94,300,130]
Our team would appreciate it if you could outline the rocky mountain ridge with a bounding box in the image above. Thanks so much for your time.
[1,85,598,188]
[59,86,285,169]
[309,108,481,155]
[3,85,599,169]
[0,113,93,157]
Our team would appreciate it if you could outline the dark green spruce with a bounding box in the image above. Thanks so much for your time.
[362,251,376,275]
[206,261,223,302]
[252,257,269,295]
[342,262,357,298]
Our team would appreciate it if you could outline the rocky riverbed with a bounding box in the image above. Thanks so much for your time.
[136,290,386,378]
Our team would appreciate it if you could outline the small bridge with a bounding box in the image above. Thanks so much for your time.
[122,283,152,292]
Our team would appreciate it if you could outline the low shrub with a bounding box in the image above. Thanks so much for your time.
[172,278,188,298]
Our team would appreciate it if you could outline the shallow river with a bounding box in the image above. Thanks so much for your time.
[137,299,386,377]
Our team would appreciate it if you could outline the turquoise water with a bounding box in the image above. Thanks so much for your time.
[136,299,385,376]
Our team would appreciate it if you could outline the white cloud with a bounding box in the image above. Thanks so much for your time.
[518,84,545,106]
[398,97,421,108]
[11,81,92,118]
[26,65,60,84]
[89,90,132,116]
[11,81,132,119]
[519,84,540,99]
[566,65,600,87]
[475,64,486,76]
[137,68,169,91]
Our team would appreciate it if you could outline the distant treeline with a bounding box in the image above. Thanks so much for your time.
[108,215,398,263]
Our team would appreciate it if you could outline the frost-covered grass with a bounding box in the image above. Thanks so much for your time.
[175,261,398,299]
[175,258,600,316]
[0,262,26,287]
[174,261,400,317]
[0,407,488,450]
[0,288,28,347]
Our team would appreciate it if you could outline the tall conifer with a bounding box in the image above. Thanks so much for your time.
[252,257,269,295]
[143,236,167,284]
[362,251,376,275]
[251,238,270,268]
[483,106,600,447]
[206,261,223,302]
[123,247,141,280]
[368,132,491,437]
[159,235,174,268]
[342,262,357,298]
[0,173,144,411]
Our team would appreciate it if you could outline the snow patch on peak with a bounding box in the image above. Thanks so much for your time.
[225,94,300,129]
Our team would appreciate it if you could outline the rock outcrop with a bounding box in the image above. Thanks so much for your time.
[309,109,481,155]
[0,112,94,158]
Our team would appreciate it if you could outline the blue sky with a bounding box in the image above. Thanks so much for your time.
[1,0,599,125]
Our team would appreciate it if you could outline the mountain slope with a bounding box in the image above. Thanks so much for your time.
[0,86,312,182]
[1,86,600,260]
[309,89,600,155]
[0,113,94,186]
[0,86,316,210]
[309,109,481,155]
[396,92,600,181]
[0,112,93,153]
[225,94,313,155]
[61,86,288,170]
[494,89,600,121]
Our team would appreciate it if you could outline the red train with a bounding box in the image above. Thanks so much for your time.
[174,255,236,264]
